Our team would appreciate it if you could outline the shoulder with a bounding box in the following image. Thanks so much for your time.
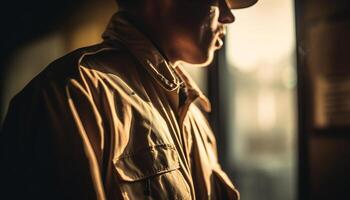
[12,41,139,101]
[79,44,142,85]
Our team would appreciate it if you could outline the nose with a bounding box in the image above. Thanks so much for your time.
[218,0,235,24]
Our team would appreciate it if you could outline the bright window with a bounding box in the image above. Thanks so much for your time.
[223,0,297,199]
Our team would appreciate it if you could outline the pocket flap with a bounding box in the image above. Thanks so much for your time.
[114,144,180,181]
[212,168,240,200]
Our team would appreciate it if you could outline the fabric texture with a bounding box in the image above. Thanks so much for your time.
[0,12,239,200]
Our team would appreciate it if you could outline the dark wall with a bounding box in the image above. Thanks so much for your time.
[309,137,350,199]
[0,0,116,122]
[296,0,350,199]
[0,0,83,120]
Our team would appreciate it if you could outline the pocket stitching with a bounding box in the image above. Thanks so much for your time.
[116,144,176,160]
[114,144,180,181]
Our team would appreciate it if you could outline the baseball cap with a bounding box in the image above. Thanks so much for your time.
[229,0,258,9]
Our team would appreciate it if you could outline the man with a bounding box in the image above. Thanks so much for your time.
[0,0,257,199]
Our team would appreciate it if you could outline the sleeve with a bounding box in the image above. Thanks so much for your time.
[0,77,108,200]
[190,105,240,200]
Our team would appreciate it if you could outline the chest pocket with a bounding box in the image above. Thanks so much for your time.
[114,144,191,200]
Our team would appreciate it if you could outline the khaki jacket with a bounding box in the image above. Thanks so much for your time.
[0,13,239,200]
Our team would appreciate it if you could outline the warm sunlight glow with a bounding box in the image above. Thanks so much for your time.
[225,0,297,199]
[257,89,276,131]
[226,0,295,73]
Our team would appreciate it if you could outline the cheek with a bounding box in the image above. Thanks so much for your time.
[180,5,215,35]
[173,4,219,64]
[196,10,220,61]
[198,7,219,43]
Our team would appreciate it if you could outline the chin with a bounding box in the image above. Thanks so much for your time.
[189,39,221,67]
[178,49,216,67]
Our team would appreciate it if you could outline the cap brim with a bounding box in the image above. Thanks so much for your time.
[228,0,258,9]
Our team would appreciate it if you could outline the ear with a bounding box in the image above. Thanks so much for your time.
[152,0,173,12]
[144,0,175,20]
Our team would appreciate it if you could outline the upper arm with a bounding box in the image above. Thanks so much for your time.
[0,72,107,199]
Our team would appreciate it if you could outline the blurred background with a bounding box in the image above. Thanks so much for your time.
[0,0,349,199]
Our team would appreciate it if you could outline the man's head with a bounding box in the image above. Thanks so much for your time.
[116,0,257,67]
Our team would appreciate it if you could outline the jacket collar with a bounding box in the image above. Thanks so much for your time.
[102,12,211,112]
[102,12,180,91]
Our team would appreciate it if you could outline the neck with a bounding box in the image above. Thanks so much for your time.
[120,9,181,67]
